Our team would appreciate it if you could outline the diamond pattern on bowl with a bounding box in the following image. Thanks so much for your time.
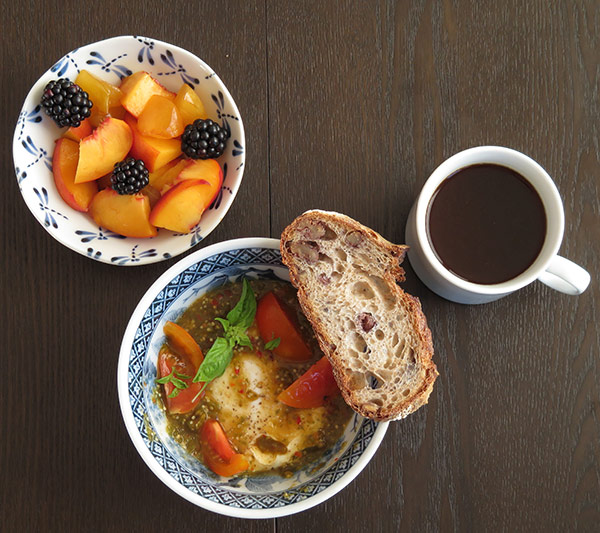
[126,246,378,510]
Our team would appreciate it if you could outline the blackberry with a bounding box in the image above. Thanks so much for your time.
[181,119,229,159]
[40,78,93,128]
[111,158,149,195]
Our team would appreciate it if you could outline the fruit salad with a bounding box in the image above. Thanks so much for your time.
[43,70,228,237]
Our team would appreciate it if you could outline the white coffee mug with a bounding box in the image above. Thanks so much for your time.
[405,146,591,304]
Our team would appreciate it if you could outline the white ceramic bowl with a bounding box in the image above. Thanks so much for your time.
[117,238,388,518]
[13,36,245,266]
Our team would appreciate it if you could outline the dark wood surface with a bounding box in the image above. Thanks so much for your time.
[2,1,599,531]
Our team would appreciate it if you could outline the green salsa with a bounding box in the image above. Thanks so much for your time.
[155,279,353,476]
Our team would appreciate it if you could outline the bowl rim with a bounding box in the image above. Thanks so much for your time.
[117,236,389,518]
[13,34,246,266]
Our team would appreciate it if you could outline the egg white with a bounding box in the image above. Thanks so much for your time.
[206,351,327,472]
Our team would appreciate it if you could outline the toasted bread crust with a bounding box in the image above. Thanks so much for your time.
[281,210,438,422]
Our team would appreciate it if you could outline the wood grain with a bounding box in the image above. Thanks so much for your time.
[2,1,272,531]
[267,1,600,532]
[1,1,599,532]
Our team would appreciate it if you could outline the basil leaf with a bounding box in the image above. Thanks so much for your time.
[215,317,230,333]
[265,337,281,350]
[171,376,187,389]
[156,368,190,394]
[192,381,209,403]
[236,333,253,349]
[174,371,191,380]
[223,323,246,344]
[188,280,257,393]
[192,337,234,384]
[226,279,257,330]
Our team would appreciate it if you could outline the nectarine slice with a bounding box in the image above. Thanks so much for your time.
[120,72,175,118]
[125,114,182,172]
[108,103,127,120]
[140,185,161,208]
[75,70,123,127]
[172,159,223,208]
[149,179,211,233]
[96,173,113,190]
[74,117,133,183]
[148,159,178,186]
[174,85,207,125]
[63,118,92,142]
[149,159,188,191]
[89,189,157,238]
[52,138,98,212]
[138,95,184,139]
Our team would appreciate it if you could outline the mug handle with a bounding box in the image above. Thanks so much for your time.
[537,255,591,295]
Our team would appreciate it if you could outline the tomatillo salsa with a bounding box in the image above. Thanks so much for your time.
[154,278,353,477]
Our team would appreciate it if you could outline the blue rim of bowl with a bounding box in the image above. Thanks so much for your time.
[117,237,388,518]
[12,35,246,266]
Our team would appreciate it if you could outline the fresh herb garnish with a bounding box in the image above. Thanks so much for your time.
[224,278,257,330]
[265,337,281,350]
[193,337,234,389]
[155,370,192,398]
[192,279,257,394]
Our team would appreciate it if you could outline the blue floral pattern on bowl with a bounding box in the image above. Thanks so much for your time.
[13,36,245,266]
[118,240,388,518]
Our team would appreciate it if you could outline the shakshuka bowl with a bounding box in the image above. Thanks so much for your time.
[13,35,245,266]
[117,238,388,518]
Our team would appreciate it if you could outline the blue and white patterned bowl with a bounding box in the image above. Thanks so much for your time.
[117,238,388,518]
[13,36,245,266]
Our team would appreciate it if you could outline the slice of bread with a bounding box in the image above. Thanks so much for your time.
[280,210,438,422]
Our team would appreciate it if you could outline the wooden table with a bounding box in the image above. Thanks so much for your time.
[3,1,599,531]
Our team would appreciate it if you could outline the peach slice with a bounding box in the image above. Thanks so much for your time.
[108,103,127,120]
[74,117,133,183]
[89,189,157,238]
[149,158,188,191]
[96,173,113,190]
[171,159,223,208]
[120,71,175,118]
[174,85,207,125]
[63,118,92,142]
[149,179,211,233]
[147,159,178,186]
[140,184,161,208]
[138,95,184,139]
[52,138,97,212]
[75,70,123,127]
[125,114,181,172]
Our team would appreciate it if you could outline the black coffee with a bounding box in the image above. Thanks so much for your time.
[426,163,547,284]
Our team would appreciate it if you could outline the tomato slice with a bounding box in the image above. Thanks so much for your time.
[201,419,236,462]
[163,321,204,369]
[277,356,340,408]
[200,419,249,477]
[256,292,312,362]
[157,349,204,414]
[204,452,249,477]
